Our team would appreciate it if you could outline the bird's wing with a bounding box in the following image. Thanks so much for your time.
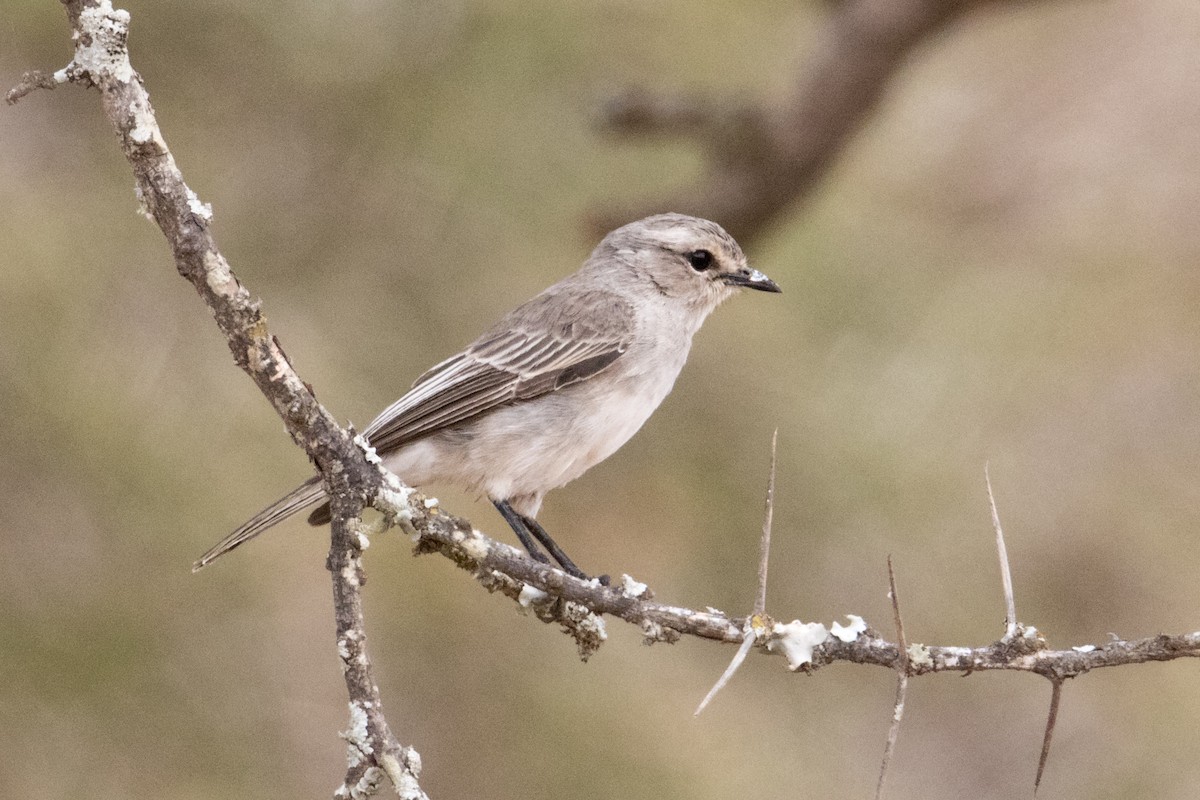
[363,289,634,453]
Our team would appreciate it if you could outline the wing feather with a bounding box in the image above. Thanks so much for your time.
[363,289,634,453]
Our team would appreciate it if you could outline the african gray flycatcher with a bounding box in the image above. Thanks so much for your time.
[194,214,780,577]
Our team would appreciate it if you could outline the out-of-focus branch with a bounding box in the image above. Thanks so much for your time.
[591,0,989,243]
[9,4,425,797]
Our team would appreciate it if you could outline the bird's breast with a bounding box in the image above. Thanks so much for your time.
[381,324,695,504]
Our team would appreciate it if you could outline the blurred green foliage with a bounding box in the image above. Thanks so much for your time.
[3,1,1199,798]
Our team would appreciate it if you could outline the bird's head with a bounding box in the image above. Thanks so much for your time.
[595,213,780,312]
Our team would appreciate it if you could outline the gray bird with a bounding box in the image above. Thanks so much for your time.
[194,213,780,577]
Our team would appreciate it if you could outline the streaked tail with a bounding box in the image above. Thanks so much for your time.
[192,476,326,572]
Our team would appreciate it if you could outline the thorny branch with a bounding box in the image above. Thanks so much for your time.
[409,470,1199,795]
[12,1,1200,796]
[406,510,1200,676]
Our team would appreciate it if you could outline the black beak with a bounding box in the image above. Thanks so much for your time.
[723,267,781,293]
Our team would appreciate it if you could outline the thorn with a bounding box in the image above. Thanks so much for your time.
[697,430,778,716]
[887,555,907,653]
[694,622,757,716]
[876,555,910,800]
[985,463,1018,639]
[755,428,778,615]
[1034,678,1064,792]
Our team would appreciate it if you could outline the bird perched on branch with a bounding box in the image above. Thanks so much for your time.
[194,213,780,578]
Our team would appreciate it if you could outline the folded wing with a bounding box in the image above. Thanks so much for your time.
[364,289,634,454]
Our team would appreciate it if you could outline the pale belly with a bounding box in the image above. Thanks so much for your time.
[380,359,682,514]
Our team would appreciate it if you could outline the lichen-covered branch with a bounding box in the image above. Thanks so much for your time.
[332,516,427,800]
[592,0,990,243]
[10,4,423,797]
[403,501,1200,677]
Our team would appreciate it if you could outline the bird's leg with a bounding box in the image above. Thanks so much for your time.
[492,499,552,565]
[519,513,609,585]
[493,500,605,584]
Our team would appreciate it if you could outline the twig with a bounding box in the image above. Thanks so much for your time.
[1034,678,1064,793]
[986,463,1019,639]
[875,556,910,800]
[5,69,66,104]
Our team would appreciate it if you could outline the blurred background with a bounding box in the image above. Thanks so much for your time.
[3,0,1199,797]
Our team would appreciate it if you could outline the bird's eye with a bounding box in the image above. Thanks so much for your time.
[687,249,714,271]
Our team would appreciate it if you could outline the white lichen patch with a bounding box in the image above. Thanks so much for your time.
[830,614,867,642]
[906,643,933,669]
[339,765,384,800]
[458,531,491,561]
[401,746,422,775]
[336,631,368,672]
[640,619,666,642]
[133,185,153,221]
[423,496,439,509]
[374,479,416,535]
[619,574,648,598]
[347,515,378,548]
[768,620,829,670]
[353,434,382,465]
[377,485,415,514]
[1072,644,1097,653]
[564,601,608,642]
[518,584,549,608]
[343,701,373,759]
[340,558,361,589]
[383,749,427,800]
[393,762,427,796]
[185,187,213,222]
[202,250,237,295]
[75,1,134,84]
